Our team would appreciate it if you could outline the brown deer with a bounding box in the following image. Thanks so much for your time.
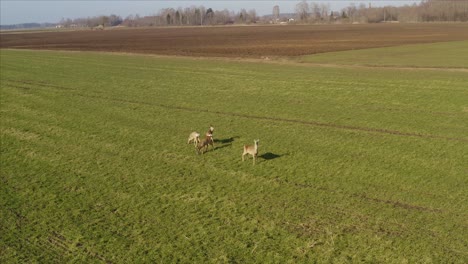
[205,126,214,147]
[242,139,259,165]
[196,134,214,154]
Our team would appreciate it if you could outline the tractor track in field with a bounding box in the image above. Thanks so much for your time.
[5,79,468,143]
[352,194,443,213]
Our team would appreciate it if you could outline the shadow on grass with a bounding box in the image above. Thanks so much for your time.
[214,144,231,150]
[260,152,286,161]
[213,136,239,151]
[214,136,239,144]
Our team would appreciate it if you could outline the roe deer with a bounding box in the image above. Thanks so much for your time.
[196,134,214,154]
[187,132,200,146]
[242,139,259,165]
[205,126,214,147]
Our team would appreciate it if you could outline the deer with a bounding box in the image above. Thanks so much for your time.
[242,139,259,165]
[205,125,215,148]
[187,132,200,146]
[196,134,214,154]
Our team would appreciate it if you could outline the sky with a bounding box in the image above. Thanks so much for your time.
[1,0,421,25]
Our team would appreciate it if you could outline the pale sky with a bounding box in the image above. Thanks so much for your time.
[1,0,421,25]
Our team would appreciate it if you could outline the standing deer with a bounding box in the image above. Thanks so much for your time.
[187,132,200,146]
[196,134,214,154]
[205,125,215,148]
[242,139,259,165]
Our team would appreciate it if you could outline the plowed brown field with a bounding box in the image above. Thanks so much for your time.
[2,23,468,57]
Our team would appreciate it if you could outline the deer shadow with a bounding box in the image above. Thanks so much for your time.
[212,136,239,150]
[259,152,286,161]
[214,136,239,144]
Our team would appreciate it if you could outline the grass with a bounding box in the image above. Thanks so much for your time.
[300,41,468,69]
[1,48,467,263]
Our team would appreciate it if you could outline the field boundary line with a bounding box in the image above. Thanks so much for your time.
[3,48,468,72]
[295,62,468,72]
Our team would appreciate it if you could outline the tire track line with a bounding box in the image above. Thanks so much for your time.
[5,79,467,142]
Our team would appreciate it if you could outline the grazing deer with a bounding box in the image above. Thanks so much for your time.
[242,139,259,165]
[196,134,214,154]
[187,132,200,146]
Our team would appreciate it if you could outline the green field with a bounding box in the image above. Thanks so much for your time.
[1,48,467,263]
[301,41,468,69]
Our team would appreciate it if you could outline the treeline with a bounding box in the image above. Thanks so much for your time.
[154,7,257,26]
[56,0,468,28]
[58,6,257,28]
[336,0,468,23]
[418,0,468,22]
[59,14,123,28]
[0,23,56,30]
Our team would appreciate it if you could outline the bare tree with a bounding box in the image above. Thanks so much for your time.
[347,3,357,23]
[248,9,257,23]
[237,8,248,23]
[311,3,321,21]
[320,4,330,22]
[205,8,215,25]
[108,14,123,26]
[192,6,206,25]
[159,8,175,25]
[217,9,232,24]
[296,0,310,23]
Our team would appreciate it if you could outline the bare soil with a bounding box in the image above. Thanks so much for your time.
[2,23,468,58]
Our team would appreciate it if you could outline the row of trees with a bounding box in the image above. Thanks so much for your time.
[419,0,468,22]
[156,7,257,26]
[293,0,468,23]
[58,0,468,28]
[59,6,257,28]
[60,14,123,28]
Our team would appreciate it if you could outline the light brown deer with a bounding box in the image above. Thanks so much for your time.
[196,134,214,154]
[187,132,200,146]
[242,139,259,165]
